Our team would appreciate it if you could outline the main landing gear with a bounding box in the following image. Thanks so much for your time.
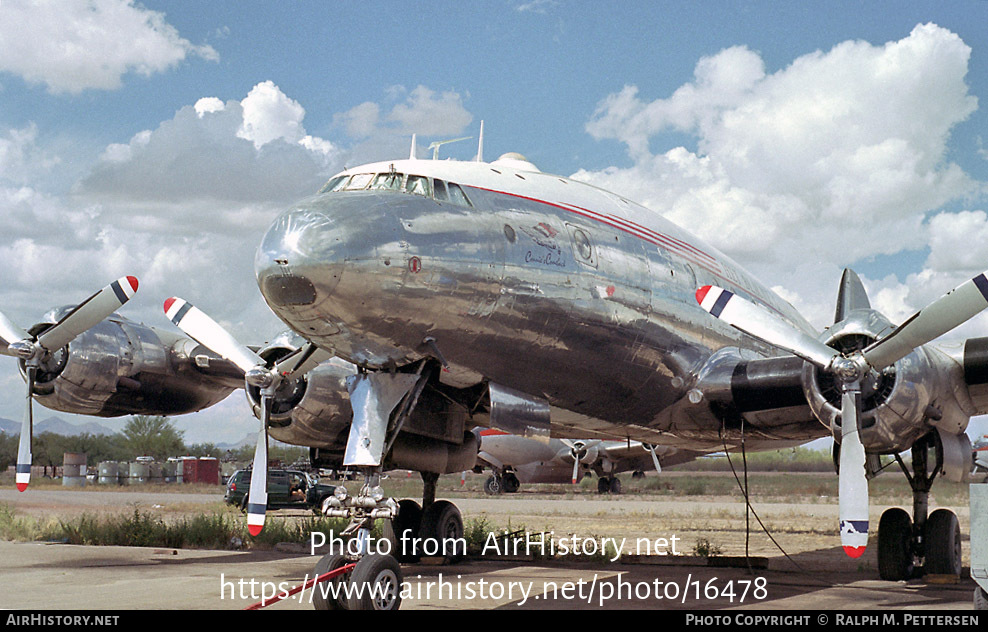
[484,470,519,495]
[876,433,962,580]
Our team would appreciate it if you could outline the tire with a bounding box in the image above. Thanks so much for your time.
[239,495,248,514]
[312,553,350,610]
[878,507,913,581]
[975,586,988,610]
[608,477,622,495]
[484,475,503,495]
[383,499,422,562]
[924,508,961,576]
[484,474,504,496]
[419,500,464,563]
[597,477,610,494]
[346,554,402,611]
[503,473,520,494]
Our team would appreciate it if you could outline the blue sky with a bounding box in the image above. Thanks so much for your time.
[1,1,988,444]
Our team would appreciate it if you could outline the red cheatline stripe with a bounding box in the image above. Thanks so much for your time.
[560,201,723,271]
[473,185,730,278]
[479,429,510,436]
[565,202,720,265]
[470,185,792,318]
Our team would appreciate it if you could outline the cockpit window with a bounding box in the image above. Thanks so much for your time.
[433,179,449,201]
[344,173,374,190]
[326,171,473,207]
[447,183,472,207]
[319,175,349,194]
[369,172,404,191]
[405,175,431,197]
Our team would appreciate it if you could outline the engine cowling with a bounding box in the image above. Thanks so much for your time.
[20,308,240,417]
[801,309,938,454]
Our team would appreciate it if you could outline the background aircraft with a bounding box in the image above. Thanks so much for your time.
[475,428,680,494]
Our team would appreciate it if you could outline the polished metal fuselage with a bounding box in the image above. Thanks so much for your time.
[256,158,817,446]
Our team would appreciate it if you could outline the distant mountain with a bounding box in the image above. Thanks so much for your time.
[215,433,256,450]
[0,415,116,437]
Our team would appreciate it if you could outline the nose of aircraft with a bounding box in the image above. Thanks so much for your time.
[256,204,348,309]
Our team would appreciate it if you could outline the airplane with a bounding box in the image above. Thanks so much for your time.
[5,127,988,609]
[475,428,681,494]
[0,277,246,490]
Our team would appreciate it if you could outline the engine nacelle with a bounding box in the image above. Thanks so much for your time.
[20,308,239,417]
[801,309,939,454]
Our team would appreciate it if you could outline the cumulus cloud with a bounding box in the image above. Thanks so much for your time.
[575,23,982,327]
[0,0,217,94]
[76,82,341,213]
[335,85,473,163]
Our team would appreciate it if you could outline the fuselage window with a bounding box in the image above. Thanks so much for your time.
[447,182,472,207]
[319,175,349,194]
[406,175,431,197]
[344,173,374,190]
[433,179,449,201]
[369,172,404,191]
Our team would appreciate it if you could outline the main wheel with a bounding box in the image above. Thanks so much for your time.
[419,500,464,563]
[312,553,350,610]
[383,499,422,562]
[608,477,622,495]
[346,554,402,611]
[975,586,988,610]
[924,508,961,576]
[503,473,520,493]
[877,507,914,580]
[484,475,503,495]
[597,477,610,494]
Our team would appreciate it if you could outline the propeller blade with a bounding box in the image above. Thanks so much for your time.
[838,384,869,558]
[861,271,988,370]
[696,286,838,368]
[572,455,580,485]
[272,342,332,380]
[246,397,270,537]
[647,445,662,474]
[37,276,138,352]
[0,311,28,356]
[15,366,35,492]
[164,298,263,374]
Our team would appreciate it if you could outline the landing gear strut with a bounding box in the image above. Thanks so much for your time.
[313,364,465,609]
[877,432,962,580]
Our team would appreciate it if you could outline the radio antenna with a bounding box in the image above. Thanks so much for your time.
[476,120,485,162]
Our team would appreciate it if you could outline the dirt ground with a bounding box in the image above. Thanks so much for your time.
[0,471,974,575]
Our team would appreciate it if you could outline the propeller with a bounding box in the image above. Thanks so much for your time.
[560,439,600,484]
[163,297,329,535]
[2,276,139,491]
[696,273,988,558]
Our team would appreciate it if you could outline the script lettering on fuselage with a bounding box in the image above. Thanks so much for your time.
[519,223,567,268]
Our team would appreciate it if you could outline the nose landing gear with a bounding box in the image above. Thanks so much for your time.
[312,365,465,610]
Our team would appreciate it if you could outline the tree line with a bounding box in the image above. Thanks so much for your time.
[0,415,306,473]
